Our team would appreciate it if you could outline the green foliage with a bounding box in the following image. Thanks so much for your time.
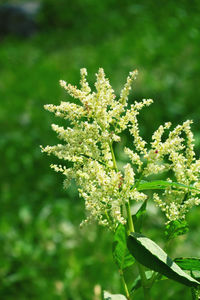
[131,271,154,293]
[1,0,200,299]
[175,258,200,271]
[112,224,135,270]
[39,0,137,39]
[165,220,189,240]
[137,180,200,192]
[191,287,200,300]
[127,233,199,288]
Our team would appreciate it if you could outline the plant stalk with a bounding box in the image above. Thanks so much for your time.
[126,201,134,234]
[125,200,152,300]
[109,142,151,299]
[119,269,131,300]
[109,141,118,171]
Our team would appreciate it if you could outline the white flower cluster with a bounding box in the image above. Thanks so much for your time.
[42,68,200,227]
[145,120,200,222]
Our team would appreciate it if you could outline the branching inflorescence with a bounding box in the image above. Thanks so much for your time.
[41,68,200,229]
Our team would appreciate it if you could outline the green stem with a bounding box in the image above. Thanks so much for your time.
[119,269,131,300]
[149,272,162,290]
[79,153,107,167]
[109,142,132,298]
[131,162,147,191]
[109,141,118,171]
[137,263,152,299]
[125,201,134,234]
[104,209,112,227]
[125,199,152,300]
[109,142,151,299]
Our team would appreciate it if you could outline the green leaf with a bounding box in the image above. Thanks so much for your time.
[112,224,135,270]
[132,200,147,233]
[103,291,127,300]
[131,271,153,292]
[175,258,200,271]
[136,180,200,192]
[127,233,200,288]
[191,287,200,300]
[131,271,168,293]
[165,220,189,240]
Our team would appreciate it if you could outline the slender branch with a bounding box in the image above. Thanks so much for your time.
[131,162,147,191]
[109,142,132,298]
[109,141,118,171]
[79,153,107,167]
[125,201,135,234]
[109,142,151,299]
[125,200,151,299]
[119,269,131,300]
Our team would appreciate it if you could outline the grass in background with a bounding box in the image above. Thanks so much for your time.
[1,0,200,298]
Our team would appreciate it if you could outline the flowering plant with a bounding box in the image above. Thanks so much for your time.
[42,68,200,299]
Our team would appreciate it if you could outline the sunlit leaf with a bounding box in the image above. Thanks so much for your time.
[175,258,200,271]
[128,233,199,288]
[136,180,200,192]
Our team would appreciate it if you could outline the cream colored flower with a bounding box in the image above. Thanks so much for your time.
[42,68,200,227]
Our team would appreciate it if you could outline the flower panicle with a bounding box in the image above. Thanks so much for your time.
[42,68,200,227]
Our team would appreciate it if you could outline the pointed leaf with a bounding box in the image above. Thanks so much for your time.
[175,258,200,271]
[103,291,127,300]
[165,220,189,240]
[127,233,199,288]
[113,224,135,270]
[132,200,147,233]
[136,180,200,192]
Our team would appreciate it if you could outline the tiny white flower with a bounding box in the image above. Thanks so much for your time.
[42,68,200,227]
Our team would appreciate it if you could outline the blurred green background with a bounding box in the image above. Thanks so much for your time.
[1,0,200,299]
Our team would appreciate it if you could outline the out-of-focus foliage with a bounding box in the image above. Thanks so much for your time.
[1,0,200,299]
